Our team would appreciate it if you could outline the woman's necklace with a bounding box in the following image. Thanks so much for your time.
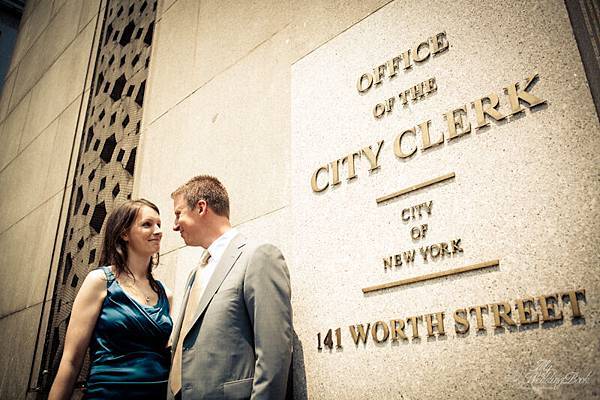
[121,278,152,304]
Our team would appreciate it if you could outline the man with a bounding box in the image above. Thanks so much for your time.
[168,175,293,400]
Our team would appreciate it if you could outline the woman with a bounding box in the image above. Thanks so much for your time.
[49,199,173,399]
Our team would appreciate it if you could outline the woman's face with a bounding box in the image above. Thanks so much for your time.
[123,205,162,257]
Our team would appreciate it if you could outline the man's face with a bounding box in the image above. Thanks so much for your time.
[173,194,204,246]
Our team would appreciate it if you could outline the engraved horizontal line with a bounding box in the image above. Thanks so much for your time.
[362,259,500,293]
[376,172,456,204]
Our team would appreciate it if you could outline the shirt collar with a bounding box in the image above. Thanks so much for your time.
[206,228,239,265]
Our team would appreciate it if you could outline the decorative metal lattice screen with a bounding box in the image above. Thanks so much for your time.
[564,0,600,116]
[38,0,157,393]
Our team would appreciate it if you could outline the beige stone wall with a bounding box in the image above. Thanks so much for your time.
[137,0,599,399]
[0,0,101,398]
[135,0,393,336]
[134,2,395,398]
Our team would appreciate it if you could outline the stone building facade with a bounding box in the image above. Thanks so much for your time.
[0,0,598,399]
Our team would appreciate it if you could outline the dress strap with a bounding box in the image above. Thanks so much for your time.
[154,279,164,294]
[101,266,116,287]
[155,280,166,299]
[154,280,169,311]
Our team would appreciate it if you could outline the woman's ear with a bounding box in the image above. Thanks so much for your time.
[121,232,129,242]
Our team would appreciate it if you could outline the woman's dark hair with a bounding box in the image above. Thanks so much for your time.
[99,199,161,294]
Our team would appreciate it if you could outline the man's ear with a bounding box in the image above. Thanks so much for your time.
[196,200,208,215]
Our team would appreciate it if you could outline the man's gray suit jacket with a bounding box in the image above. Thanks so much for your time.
[168,233,293,400]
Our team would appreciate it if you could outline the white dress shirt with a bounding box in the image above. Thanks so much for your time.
[199,228,239,287]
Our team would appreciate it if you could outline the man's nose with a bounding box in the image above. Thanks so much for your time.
[173,223,180,231]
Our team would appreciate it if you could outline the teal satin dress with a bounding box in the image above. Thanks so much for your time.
[84,266,172,399]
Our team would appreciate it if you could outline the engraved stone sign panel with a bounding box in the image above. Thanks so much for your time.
[291,1,599,398]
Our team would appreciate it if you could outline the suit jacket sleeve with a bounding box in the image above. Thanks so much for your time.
[243,243,293,400]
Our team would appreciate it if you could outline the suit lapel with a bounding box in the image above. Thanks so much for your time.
[187,233,247,337]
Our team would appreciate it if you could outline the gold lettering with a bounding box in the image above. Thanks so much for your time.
[468,305,488,331]
[385,97,395,112]
[401,208,411,221]
[371,321,390,343]
[373,102,385,118]
[349,323,370,344]
[539,294,563,323]
[401,50,412,70]
[419,120,443,150]
[453,308,470,334]
[406,316,421,338]
[387,56,401,78]
[504,73,546,115]
[419,246,429,261]
[361,140,384,171]
[430,32,449,55]
[383,256,393,270]
[330,159,341,186]
[356,34,448,95]
[398,90,408,105]
[422,77,437,95]
[390,319,407,341]
[357,73,373,93]
[440,242,450,256]
[423,201,433,215]
[310,165,329,193]
[394,128,417,159]
[425,312,446,336]
[410,83,424,101]
[342,152,361,181]
[373,64,386,85]
[430,244,440,259]
[445,105,471,140]
[428,77,437,91]
[472,94,506,129]
[413,41,430,63]
[516,297,539,325]
[561,289,585,318]
[403,250,415,263]
[490,302,517,328]
[451,239,463,253]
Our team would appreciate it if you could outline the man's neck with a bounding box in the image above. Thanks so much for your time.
[203,219,232,249]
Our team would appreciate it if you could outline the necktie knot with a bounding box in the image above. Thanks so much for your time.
[200,249,211,266]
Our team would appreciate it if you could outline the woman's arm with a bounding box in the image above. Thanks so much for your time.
[48,269,107,400]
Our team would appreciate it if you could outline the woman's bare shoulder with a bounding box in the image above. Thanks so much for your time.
[79,268,109,296]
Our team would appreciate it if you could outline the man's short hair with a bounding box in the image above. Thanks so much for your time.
[172,175,230,218]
